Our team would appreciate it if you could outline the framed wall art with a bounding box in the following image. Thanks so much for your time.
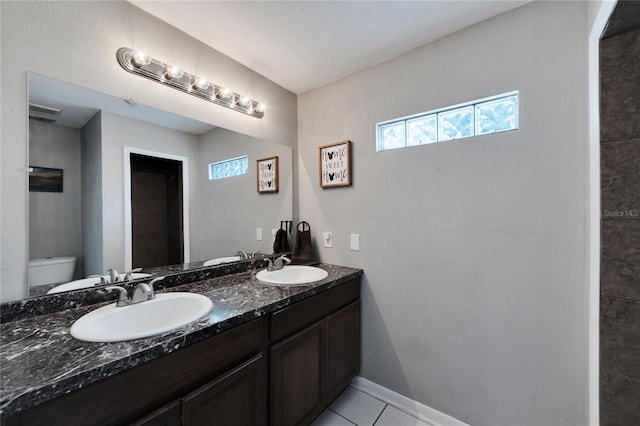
[257,156,279,193]
[29,166,63,192]
[319,140,351,188]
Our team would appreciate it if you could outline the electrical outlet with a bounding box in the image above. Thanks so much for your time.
[323,232,333,248]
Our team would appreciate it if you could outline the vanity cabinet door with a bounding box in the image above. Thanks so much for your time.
[270,321,326,426]
[131,400,181,426]
[182,354,266,426]
[325,301,360,402]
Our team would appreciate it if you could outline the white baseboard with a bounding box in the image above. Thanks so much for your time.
[350,376,470,426]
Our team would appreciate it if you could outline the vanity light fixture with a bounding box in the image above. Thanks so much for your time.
[116,47,264,118]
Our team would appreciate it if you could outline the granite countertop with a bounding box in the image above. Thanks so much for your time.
[0,263,362,417]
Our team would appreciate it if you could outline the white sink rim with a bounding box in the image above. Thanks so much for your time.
[256,265,328,286]
[70,292,213,342]
[47,273,152,294]
[203,256,242,267]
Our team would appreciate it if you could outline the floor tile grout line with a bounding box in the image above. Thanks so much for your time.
[372,403,388,425]
[328,408,360,426]
[349,384,435,425]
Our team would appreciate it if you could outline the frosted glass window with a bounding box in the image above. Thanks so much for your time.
[407,115,437,146]
[378,121,406,151]
[475,95,519,136]
[209,155,248,180]
[438,106,473,142]
[376,91,518,152]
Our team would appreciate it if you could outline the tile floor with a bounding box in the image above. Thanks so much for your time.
[311,386,432,426]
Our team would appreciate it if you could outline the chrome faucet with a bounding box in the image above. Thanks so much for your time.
[250,251,264,259]
[236,250,249,260]
[88,274,107,286]
[102,267,143,285]
[124,267,143,282]
[106,276,165,307]
[106,268,119,283]
[266,255,291,271]
[131,283,153,304]
[105,286,130,307]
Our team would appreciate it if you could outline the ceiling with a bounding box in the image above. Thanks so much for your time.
[29,73,215,133]
[129,1,530,94]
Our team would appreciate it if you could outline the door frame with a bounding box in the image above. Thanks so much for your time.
[123,147,190,271]
[588,2,618,424]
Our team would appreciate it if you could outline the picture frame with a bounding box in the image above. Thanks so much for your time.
[29,166,63,192]
[257,156,279,193]
[319,140,352,188]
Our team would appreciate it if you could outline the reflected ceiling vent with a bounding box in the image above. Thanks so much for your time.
[29,103,62,123]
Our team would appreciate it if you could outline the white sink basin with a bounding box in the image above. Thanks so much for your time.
[256,265,328,286]
[70,292,213,342]
[47,273,152,294]
[203,256,241,267]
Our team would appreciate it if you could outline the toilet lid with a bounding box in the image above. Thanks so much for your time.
[29,256,77,267]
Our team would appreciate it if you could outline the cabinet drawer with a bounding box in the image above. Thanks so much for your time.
[270,279,360,342]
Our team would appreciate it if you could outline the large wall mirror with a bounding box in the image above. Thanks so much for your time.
[20,73,293,302]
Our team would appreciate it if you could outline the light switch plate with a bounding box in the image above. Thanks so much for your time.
[256,228,262,241]
[323,232,333,248]
[350,234,360,251]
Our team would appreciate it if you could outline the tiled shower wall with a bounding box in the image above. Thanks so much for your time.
[600,28,640,426]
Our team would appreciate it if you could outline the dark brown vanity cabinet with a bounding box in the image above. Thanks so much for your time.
[181,354,266,426]
[325,301,361,401]
[1,277,360,426]
[133,354,266,426]
[269,280,361,426]
[132,401,182,426]
[1,319,267,426]
[271,320,326,425]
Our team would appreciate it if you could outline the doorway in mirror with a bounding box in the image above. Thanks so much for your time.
[130,153,184,268]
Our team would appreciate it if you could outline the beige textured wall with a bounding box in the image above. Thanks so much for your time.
[297,2,589,424]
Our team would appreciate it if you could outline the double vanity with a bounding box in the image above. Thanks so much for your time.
[0,260,362,425]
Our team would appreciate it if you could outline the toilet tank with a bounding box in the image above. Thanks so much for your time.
[28,256,77,287]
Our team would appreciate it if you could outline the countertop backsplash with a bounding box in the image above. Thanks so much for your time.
[0,257,273,323]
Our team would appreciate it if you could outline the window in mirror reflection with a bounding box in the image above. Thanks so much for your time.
[208,155,249,180]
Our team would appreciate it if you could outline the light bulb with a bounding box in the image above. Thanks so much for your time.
[165,64,183,80]
[219,88,232,99]
[131,48,150,67]
[238,96,251,107]
[193,77,210,91]
[255,103,265,113]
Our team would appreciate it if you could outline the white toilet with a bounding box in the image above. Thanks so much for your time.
[28,256,77,287]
